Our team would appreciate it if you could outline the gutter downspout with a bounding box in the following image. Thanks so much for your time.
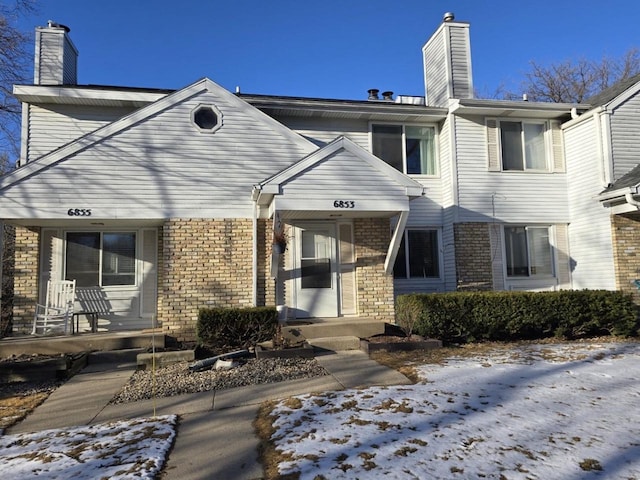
[252,202,258,307]
[384,211,409,275]
[625,192,640,210]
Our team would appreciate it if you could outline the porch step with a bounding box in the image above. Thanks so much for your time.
[283,320,386,341]
[0,332,165,357]
[308,336,361,352]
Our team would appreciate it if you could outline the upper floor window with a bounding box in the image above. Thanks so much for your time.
[487,119,564,173]
[504,226,553,277]
[394,229,440,279]
[372,124,437,175]
[501,121,546,171]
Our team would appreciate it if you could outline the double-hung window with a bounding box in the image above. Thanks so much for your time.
[499,120,547,171]
[66,232,136,287]
[393,229,440,279]
[372,124,437,175]
[504,226,553,277]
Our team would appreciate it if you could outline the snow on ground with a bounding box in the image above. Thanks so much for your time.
[272,342,640,479]
[0,415,176,479]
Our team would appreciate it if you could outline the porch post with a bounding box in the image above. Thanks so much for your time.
[384,211,409,275]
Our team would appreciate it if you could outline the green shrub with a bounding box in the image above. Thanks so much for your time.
[397,290,639,345]
[197,306,278,353]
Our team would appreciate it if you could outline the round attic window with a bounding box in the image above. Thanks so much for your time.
[191,104,222,133]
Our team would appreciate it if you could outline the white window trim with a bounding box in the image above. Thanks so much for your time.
[369,121,440,177]
[502,224,556,281]
[190,103,223,134]
[497,118,551,173]
[63,228,140,289]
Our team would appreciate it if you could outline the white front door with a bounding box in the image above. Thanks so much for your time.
[294,223,338,318]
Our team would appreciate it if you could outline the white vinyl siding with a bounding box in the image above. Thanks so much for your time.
[448,25,473,100]
[610,91,640,181]
[458,116,569,223]
[27,105,135,161]
[423,27,448,106]
[1,89,313,220]
[277,149,408,212]
[564,117,616,289]
[276,116,370,150]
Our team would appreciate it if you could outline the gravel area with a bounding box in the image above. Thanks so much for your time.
[111,356,329,404]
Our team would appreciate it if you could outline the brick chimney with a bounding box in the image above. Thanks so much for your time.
[422,12,473,107]
[34,21,78,85]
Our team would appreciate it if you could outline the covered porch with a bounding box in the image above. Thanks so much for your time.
[253,136,426,322]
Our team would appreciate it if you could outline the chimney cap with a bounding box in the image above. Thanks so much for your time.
[47,20,70,32]
[367,88,380,100]
[381,91,394,101]
[443,12,455,22]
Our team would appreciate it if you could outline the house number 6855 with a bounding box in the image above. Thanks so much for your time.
[67,208,92,216]
[333,200,355,208]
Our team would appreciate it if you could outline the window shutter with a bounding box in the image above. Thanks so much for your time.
[550,121,565,172]
[486,119,501,171]
[554,224,571,288]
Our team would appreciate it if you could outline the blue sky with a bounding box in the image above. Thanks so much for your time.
[15,0,640,100]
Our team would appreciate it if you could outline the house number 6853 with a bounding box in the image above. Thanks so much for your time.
[67,208,92,216]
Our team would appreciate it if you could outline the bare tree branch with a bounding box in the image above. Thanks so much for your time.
[499,47,640,103]
[0,0,37,166]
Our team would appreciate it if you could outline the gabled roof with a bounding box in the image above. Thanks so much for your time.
[0,78,316,191]
[583,72,640,107]
[254,136,425,200]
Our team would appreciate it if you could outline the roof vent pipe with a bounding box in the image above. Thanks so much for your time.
[382,91,394,101]
[443,12,455,22]
[368,89,379,100]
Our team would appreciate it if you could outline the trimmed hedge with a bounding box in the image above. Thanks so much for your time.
[197,307,278,353]
[397,290,639,345]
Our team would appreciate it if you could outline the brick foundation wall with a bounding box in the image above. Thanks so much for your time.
[611,213,640,301]
[454,222,493,291]
[12,226,40,334]
[354,218,394,321]
[159,218,256,342]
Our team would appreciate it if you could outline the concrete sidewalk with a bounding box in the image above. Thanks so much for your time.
[7,349,411,480]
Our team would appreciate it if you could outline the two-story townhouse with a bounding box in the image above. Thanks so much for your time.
[0,13,634,342]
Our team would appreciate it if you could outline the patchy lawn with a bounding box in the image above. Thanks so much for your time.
[257,340,640,479]
[0,415,177,479]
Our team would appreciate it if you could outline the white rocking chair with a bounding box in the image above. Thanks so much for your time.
[32,280,77,335]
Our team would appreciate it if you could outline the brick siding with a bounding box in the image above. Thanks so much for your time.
[159,218,270,342]
[454,222,493,291]
[12,226,40,334]
[611,213,640,301]
[354,218,395,321]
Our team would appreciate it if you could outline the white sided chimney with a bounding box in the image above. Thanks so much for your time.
[422,12,473,107]
[34,21,78,85]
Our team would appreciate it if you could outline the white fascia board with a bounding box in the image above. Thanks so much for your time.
[605,80,640,111]
[13,84,168,105]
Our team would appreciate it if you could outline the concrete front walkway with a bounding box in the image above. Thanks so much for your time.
[7,350,411,480]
